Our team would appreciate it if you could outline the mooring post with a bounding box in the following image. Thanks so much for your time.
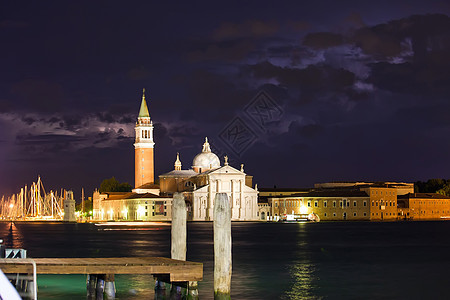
[214,193,232,300]
[86,274,97,299]
[154,279,167,299]
[187,281,199,300]
[96,274,105,300]
[170,192,187,298]
[104,274,116,299]
[171,192,187,261]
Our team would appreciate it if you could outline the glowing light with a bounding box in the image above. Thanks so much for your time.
[137,206,145,215]
[122,208,128,219]
[9,203,14,208]
[300,205,308,214]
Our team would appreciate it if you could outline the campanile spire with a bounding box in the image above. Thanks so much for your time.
[134,89,155,187]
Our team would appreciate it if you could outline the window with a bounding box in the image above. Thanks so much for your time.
[333,213,336,217]
[353,212,357,217]
[333,201,336,208]
[353,201,357,207]
[363,212,367,216]
[275,202,278,208]
[314,201,318,207]
[324,201,327,208]
[324,213,327,217]
[364,201,367,207]
[308,201,311,207]
[372,201,374,206]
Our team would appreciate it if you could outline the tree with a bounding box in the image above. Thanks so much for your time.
[99,177,132,193]
[415,179,450,196]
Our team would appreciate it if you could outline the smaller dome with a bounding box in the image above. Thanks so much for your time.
[192,137,220,172]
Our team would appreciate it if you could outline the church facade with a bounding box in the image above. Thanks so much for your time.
[159,138,259,221]
[93,91,259,221]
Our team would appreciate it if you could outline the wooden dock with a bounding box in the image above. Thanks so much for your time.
[0,257,202,282]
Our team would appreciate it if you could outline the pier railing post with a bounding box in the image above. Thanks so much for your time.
[214,193,232,300]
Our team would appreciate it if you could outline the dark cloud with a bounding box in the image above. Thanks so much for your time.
[21,116,35,125]
[187,40,255,63]
[2,2,450,197]
[15,133,85,155]
[212,20,279,41]
[291,122,324,139]
[10,79,64,112]
[243,62,356,96]
[302,32,345,49]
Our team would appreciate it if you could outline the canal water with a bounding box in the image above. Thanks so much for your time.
[1,221,449,299]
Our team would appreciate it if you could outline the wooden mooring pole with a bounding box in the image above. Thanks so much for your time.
[157,192,199,300]
[214,193,231,300]
[171,192,186,261]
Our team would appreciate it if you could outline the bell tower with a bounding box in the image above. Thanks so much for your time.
[134,88,155,188]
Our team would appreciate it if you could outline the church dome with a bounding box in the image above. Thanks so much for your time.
[192,137,220,172]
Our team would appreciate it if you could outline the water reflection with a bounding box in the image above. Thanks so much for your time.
[2,222,25,248]
[283,263,317,299]
[282,223,318,299]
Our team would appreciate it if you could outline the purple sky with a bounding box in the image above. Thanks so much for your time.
[1,1,450,199]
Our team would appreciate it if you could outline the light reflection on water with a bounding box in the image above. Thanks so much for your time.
[2,222,25,248]
[1,221,450,299]
[283,263,317,300]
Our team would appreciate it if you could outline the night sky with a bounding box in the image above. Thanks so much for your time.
[1,1,450,199]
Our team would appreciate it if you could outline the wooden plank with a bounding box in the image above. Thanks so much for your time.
[0,257,203,282]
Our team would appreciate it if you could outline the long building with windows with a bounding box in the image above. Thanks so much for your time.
[397,193,450,220]
[265,182,416,221]
[270,190,371,221]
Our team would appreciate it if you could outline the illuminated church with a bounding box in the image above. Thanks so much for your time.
[93,90,259,221]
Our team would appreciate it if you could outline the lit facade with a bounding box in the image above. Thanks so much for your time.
[93,191,171,221]
[269,190,371,221]
[159,138,259,221]
[398,193,450,220]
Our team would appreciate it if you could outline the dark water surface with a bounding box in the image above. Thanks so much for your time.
[1,221,449,299]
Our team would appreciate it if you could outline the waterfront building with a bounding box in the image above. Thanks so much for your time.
[264,182,416,221]
[159,139,259,221]
[397,193,450,220]
[93,91,259,221]
[360,186,398,221]
[257,201,271,221]
[93,190,171,221]
[269,190,371,221]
